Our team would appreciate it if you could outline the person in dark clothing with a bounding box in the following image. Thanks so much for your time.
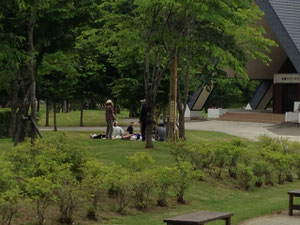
[139,99,147,141]
[105,100,114,139]
[126,121,136,135]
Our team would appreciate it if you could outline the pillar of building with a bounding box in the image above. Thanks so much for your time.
[273,83,283,113]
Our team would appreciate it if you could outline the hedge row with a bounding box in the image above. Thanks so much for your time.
[172,136,300,190]
[0,134,200,225]
[0,111,10,137]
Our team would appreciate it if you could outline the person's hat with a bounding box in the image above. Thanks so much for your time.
[140,99,146,103]
[106,99,112,104]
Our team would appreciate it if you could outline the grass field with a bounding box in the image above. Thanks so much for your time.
[0,130,299,225]
[37,107,130,127]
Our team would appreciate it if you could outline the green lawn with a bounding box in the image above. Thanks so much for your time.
[38,107,130,127]
[0,130,298,225]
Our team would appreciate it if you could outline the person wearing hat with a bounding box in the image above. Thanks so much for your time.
[105,99,115,139]
[139,99,147,141]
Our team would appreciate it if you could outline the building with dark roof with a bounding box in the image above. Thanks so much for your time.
[189,0,300,114]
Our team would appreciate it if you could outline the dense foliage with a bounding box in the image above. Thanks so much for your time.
[172,136,300,190]
[0,111,11,138]
[0,135,199,224]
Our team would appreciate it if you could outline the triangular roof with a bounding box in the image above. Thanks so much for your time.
[256,0,300,73]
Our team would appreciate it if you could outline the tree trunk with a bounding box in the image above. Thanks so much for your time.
[8,72,20,138]
[28,8,37,141]
[178,108,186,140]
[129,105,134,117]
[45,99,49,126]
[66,100,69,113]
[53,102,57,131]
[37,99,40,112]
[63,100,68,113]
[168,56,177,141]
[145,104,154,148]
[80,102,84,127]
[13,89,31,146]
[162,107,167,124]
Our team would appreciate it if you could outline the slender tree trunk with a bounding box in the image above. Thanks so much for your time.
[168,55,177,141]
[178,107,186,140]
[63,100,68,113]
[37,99,40,112]
[162,107,167,124]
[53,102,57,131]
[28,8,37,141]
[129,105,134,117]
[45,99,49,126]
[8,72,20,138]
[66,100,69,113]
[145,101,154,148]
[14,88,31,146]
[177,56,190,140]
[80,101,84,127]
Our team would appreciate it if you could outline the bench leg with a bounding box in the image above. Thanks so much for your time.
[289,194,293,216]
[225,217,231,225]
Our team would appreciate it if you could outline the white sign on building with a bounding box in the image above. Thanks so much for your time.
[274,74,300,84]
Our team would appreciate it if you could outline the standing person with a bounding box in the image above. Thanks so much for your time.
[139,99,147,141]
[105,99,114,139]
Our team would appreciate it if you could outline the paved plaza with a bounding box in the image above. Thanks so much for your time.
[239,211,300,225]
[185,120,300,142]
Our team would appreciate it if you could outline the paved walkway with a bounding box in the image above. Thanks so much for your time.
[185,120,300,142]
[239,211,300,225]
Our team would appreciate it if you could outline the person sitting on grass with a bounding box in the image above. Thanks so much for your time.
[90,131,106,139]
[112,121,124,139]
[122,121,141,140]
[155,123,166,142]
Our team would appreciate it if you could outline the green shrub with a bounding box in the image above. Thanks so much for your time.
[236,163,255,190]
[108,167,133,214]
[172,161,202,203]
[263,150,294,184]
[131,170,155,210]
[127,152,155,172]
[82,160,110,220]
[0,111,10,138]
[0,158,21,225]
[6,135,85,225]
[56,173,83,225]
[252,159,272,187]
[153,167,175,207]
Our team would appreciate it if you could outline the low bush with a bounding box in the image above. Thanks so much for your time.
[172,161,203,203]
[0,158,21,225]
[235,163,255,190]
[153,166,174,207]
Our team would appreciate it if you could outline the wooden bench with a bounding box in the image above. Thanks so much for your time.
[163,211,233,225]
[288,189,300,216]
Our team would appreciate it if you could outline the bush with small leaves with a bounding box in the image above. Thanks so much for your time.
[127,153,156,210]
[235,163,255,190]
[131,170,155,210]
[127,152,155,172]
[0,158,21,225]
[153,167,175,207]
[55,170,83,225]
[172,161,203,204]
[82,160,110,220]
[108,167,133,214]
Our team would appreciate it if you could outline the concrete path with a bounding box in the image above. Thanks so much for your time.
[185,120,300,142]
[239,211,300,225]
